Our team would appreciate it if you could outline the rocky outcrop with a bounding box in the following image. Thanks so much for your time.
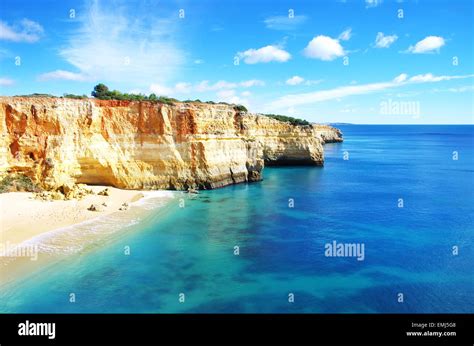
[0,97,342,190]
[312,125,343,143]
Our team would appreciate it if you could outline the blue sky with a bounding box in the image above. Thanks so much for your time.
[0,0,473,124]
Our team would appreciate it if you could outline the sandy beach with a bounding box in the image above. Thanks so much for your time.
[0,186,145,246]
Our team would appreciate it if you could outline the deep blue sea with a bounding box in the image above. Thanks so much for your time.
[1,125,473,313]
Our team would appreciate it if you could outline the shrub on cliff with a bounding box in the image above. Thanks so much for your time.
[0,174,41,193]
[15,93,56,98]
[263,114,310,126]
[63,93,88,99]
[157,96,179,105]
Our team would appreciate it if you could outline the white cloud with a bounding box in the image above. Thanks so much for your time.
[338,28,352,41]
[286,76,305,85]
[407,36,445,54]
[37,70,87,82]
[59,0,183,87]
[375,32,398,48]
[303,35,345,61]
[238,45,291,64]
[0,77,14,86]
[264,15,307,30]
[393,73,408,83]
[149,84,173,96]
[365,0,382,8]
[240,79,265,87]
[0,19,43,43]
[241,91,252,97]
[194,59,204,64]
[196,80,237,92]
[269,73,474,109]
[408,73,469,83]
[216,89,248,105]
[174,82,192,93]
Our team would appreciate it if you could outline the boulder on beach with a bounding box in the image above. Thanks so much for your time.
[98,188,110,196]
[88,204,104,212]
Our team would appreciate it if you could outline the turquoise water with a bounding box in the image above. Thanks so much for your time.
[1,125,473,313]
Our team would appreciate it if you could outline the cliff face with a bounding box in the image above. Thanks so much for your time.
[0,97,342,190]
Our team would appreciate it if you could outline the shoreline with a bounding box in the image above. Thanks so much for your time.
[0,186,177,286]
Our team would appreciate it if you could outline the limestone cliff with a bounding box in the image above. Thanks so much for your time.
[0,97,342,190]
[312,125,344,144]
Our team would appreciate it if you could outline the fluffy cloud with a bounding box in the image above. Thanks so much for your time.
[286,76,305,85]
[0,19,43,43]
[37,70,87,82]
[303,35,345,61]
[238,45,291,64]
[0,77,14,86]
[269,73,474,109]
[59,0,183,87]
[375,32,398,48]
[407,36,445,53]
[264,15,307,30]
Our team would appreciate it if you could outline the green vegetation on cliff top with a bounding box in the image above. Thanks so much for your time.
[13,84,310,126]
[262,114,310,126]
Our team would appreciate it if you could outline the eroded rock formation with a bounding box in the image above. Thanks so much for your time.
[0,97,342,190]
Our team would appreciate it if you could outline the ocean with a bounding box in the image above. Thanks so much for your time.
[1,125,473,313]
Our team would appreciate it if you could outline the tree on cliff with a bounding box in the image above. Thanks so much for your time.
[91,83,110,99]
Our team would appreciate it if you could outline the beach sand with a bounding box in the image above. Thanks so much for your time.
[0,186,144,245]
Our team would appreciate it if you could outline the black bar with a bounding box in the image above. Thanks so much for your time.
[0,314,472,345]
